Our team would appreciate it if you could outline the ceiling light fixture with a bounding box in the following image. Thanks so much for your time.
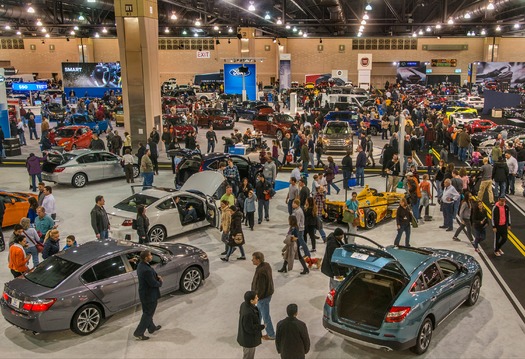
[5,25,11,30]
[357,32,362,37]
[298,30,303,35]
[464,13,471,19]
[70,30,75,35]
[182,29,187,35]
[277,18,283,25]
[228,27,233,33]
[214,25,219,31]
[436,23,442,29]
[16,30,22,35]
[195,18,201,26]
[36,19,42,26]
[41,28,47,33]
[164,27,170,33]
[285,24,290,29]
[363,13,369,20]
[27,6,35,13]
[412,32,417,37]
[292,26,297,32]
[74,26,79,31]
[496,25,501,31]
[265,12,271,20]
[194,33,198,37]
[78,14,85,21]
[45,33,50,38]
[171,12,177,20]
[248,2,255,11]
[514,23,520,29]
[303,32,307,37]
[487,0,495,10]
[426,26,431,32]
[94,32,99,38]
[447,18,454,25]
[365,3,372,11]
[481,29,486,35]
[361,20,367,25]
[102,27,108,33]
[418,29,423,35]
[359,25,364,31]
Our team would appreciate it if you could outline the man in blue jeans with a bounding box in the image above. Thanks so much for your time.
[355,145,367,187]
[251,252,275,340]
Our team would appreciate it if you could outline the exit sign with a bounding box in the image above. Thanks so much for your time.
[196,51,211,59]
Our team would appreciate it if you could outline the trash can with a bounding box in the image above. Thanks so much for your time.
[3,137,21,157]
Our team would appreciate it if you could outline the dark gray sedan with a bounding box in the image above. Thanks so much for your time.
[1,240,209,335]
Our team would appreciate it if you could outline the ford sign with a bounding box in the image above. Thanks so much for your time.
[229,68,251,77]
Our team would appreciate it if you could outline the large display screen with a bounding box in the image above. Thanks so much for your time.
[223,64,257,100]
[62,62,121,88]
[475,62,525,87]
[396,65,427,85]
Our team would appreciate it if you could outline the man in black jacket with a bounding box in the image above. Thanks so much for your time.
[237,290,265,359]
[251,252,275,340]
[321,227,345,289]
[90,195,110,240]
[355,145,367,187]
[275,304,310,359]
[341,150,353,190]
[133,250,163,340]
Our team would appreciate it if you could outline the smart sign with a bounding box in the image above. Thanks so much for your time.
[12,82,48,91]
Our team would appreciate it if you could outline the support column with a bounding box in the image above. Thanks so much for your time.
[114,0,161,149]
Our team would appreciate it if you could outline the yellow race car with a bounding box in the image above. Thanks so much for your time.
[324,186,406,229]
[445,106,478,120]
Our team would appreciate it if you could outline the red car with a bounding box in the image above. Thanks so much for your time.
[252,113,294,140]
[464,119,497,134]
[194,108,234,129]
[162,96,189,114]
[162,114,194,141]
[53,125,93,151]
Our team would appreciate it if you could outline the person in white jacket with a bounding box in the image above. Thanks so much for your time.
[505,151,518,195]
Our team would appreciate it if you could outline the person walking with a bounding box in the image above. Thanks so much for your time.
[325,156,340,195]
[355,145,367,187]
[8,235,31,278]
[492,156,509,199]
[147,136,159,175]
[206,126,218,153]
[26,153,43,192]
[16,118,27,146]
[505,151,518,195]
[133,250,163,340]
[278,215,309,274]
[219,200,234,256]
[365,135,375,166]
[440,179,460,231]
[453,191,473,242]
[341,149,353,190]
[304,197,318,252]
[492,196,511,257]
[41,186,56,220]
[321,228,345,289]
[275,304,310,359]
[385,154,401,192]
[90,195,110,240]
[262,155,277,188]
[313,185,327,243]
[251,251,275,340]
[285,177,299,215]
[222,206,247,261]
[472,200,488,253]
[477,157,494,205]
[255,174,271,224]
[394,198,413,247]
[140,149,155,189]
[243,189,257,231]
[122,149,135,183]
[136,204,150,244]
[406,172,421,222]
[237,290,265,359]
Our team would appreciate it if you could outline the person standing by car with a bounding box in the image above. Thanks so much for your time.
[385,154,401,192]
[122,148,135,183]
[147,136,159,175]
[206,126,218,153]
[492,156,509,199]
[263,155,277,188]
[35,206,55,241]
[111,130,123,156]
[223,205,247,261]
[505,151,518,195]
[321,227,345,289]
[237,290,265,359]
[89,133,106,151]
[8,235,31,278]
[394,197,412,247]
[282,133,291,166]
[136,205,150,244]
[244,190,257,231]
[16,118,27,146]
[26,153,43,192]
[133,250,163,341]
[251,251,275,341]
[20,217,41,268]
[122,132,132,155]
[141,149,154,190]
[492,196,511,257]
[224,158,241,195]
[355,145,367,188]
[27,111,39,141]
[255,174,271,224]
[325,156,340,195]
[341,150,353,190]
[275,304,310,359]
[42,186,56,220]
[42,229,60,260]
[90,195,110,240]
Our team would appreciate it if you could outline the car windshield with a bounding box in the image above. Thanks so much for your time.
[48,104,63,111]
[279,115,294,123]
[459,113,477,119]
[207,109,227,116]
[25,256,82,288]
[114,194,159,212]
[55,129,77,137]
[326,124,350,134]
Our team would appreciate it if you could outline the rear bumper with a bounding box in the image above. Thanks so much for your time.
[110,226,136,241]
[41,172,59,183]
[323,317,416,352]
[1,299,64,333]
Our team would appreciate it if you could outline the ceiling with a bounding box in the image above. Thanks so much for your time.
[0,0,524,39]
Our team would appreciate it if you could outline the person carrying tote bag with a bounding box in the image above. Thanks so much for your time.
[222,206,247,262]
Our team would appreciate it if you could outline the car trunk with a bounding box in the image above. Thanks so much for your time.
[336,271,405,329]
[42,152,66,173]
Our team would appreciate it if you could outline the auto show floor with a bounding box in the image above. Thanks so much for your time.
[1,168,525,359]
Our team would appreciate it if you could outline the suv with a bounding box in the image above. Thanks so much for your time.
[175,152,263,188]
[319,121,353,153]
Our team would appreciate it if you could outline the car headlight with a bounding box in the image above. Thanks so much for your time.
[199,253,208,261]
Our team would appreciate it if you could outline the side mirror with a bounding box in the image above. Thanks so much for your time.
[461,265,468,274]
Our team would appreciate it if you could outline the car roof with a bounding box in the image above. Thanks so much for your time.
[57,125,90,130]
[57,240,144,265]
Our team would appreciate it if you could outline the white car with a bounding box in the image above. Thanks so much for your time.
[478,134,525,155]
[449,111,480,127]
[461,96,484,110]
[109,171,226,242]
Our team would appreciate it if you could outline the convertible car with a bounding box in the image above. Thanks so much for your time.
[324,186,405,229]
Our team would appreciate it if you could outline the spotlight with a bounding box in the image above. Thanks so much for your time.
[41,28,47,33]
[419,29,423,35]
[412,32,417,37]
[74,26,79,30]
[265,12,271,20]
[27,6,35,14]
[481,29,486,35]
[164,27,170,33]
[392,62,397,66]
[36,19,43,26]
[426,26,431,32]
[228,27,233,33]
[16,30,21,35]
[277,18,283,25]
[214,25,219,31]
[195,19,201,26]
[285,24,290,29]
[78,14,85,21]
[45,33,50,38]
[298,30,303,35]
[464,13,471,19]
[182,29,187,35]
[292,27,297,32]
[496,25,501,31]
[216,39,220,45]
[487,1,495,10]
[4,25,11,30]
[514,23,520,29]
[102,27,108,34]
[94,32,99,38]
[365,3,372,11]
[363,13,369,20]
[447,18,454,25]
[170,12,177,20]
[357,32,362,37]
[194,33,198,37]
[70,30,75,35]
[303,32,307,37]
[436,23,442,29]
[361,20,366,25]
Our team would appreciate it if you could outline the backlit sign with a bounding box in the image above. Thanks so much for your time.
[12,82,48,91]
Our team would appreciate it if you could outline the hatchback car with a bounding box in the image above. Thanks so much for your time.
[109,171,225,242]
[194,108,234,129]
[323,240,482,354]
[52,125,93,151]
[41,149,140,188]
[0,191,38,228]
[1,240,209,335]
[252,113,294,140]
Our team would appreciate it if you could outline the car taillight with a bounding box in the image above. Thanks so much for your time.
[22,298,57,312]
[199,164,204,172]
[2,292,8,301]
[325,288,336,307]
[385,306,411,323]
[53,167,65,173]
[122,219,133,226]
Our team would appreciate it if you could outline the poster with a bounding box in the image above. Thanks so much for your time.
[62,62,122,88]
[475,62,525,87]
[396,65,427,85]
[223,64,257,100]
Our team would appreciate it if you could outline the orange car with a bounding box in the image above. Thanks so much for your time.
[1,191,38,228]
[53,125,93,151]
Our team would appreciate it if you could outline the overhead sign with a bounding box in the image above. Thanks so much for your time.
[12,82,48,91]
[398,61,420,67]
[196,51,211,59]
[455,69,462,73]
[431,59,457,67]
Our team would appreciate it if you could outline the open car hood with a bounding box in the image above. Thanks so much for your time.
[180,171,226,198]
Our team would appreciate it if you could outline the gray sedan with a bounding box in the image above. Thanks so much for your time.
[1,240,209,335]
[41,149,140,188]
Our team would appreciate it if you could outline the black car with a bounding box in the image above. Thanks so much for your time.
[231,101,268,121]
[471,125,525,149]
[175,152,263,188]
[41,103,68,121]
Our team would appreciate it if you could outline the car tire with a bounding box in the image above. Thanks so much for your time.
[148,225,166,242]
[71,304,103,336]
[411,317,433,354]
[180,266,203,293]
[466,274,481,306]
[365,210,377,229]
[370,127,378,136]
[132,164,140,178]
[72,173,88,188]
[276,130,283,141]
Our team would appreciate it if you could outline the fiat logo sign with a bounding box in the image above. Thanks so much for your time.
[361,57,370,67]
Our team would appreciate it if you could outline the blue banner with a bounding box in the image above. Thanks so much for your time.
[12,82,48,91]
[223,64,257,100]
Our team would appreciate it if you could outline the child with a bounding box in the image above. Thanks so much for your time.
[471,150,481,167]
[243,190,257,231]
[419,174,432,222]
[63,235,78,250]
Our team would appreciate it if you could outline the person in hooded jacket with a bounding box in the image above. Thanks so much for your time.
[26,153,44,192]
[492,156,509,199]
[237,291,265,359]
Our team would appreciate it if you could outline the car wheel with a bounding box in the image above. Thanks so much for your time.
[370,127,378,136]
[411,317,433,354]
[132,164,140,178]
[180,266,203,293]
[71,304,102,336]
[72,173,88,188]
[365,210,376,229]
[148,225,166,242]
[466,274,481,306]
[276,130,283,141]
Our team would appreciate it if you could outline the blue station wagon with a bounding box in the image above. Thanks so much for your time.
[323,239,482,354]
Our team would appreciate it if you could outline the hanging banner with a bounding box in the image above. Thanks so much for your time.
[279,54,291,90]
[357,54,373,71]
